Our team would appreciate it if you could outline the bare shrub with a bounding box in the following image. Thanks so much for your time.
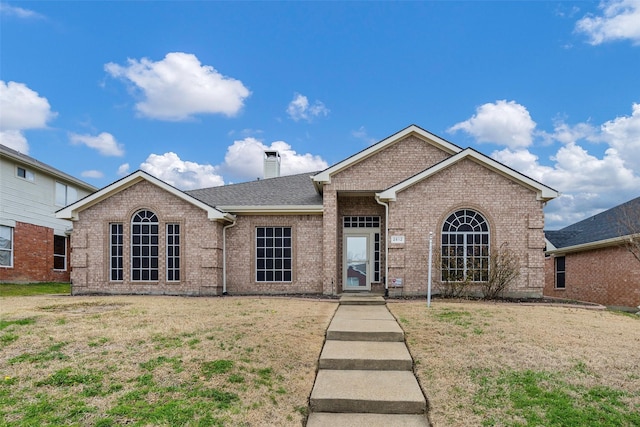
[617,201,640,264]
[434,248,471,298]
[481,242,520,299]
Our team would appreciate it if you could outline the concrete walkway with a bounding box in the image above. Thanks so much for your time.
[307,295,430,426]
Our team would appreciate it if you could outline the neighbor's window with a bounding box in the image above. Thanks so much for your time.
[256,226,292,282]
[441,209,490,282]
[17,166,35,181]
[131,210,159,281]
[0,225,13,267]
[53,235,67,270]
[55,182,78,207]
[110,223,124,281]
[555,256,566,289]
[166,223,180,282]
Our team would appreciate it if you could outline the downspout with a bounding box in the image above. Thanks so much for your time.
[375,195,389,297]
[222,219,237,295]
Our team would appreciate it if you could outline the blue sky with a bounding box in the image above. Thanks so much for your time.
[1,1,639,229]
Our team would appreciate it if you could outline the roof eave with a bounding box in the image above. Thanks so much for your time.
[56,170,232,222]
[377,148,559,202]
[546,234,638,255]
[217,205,324,215]
[1,145,98,192]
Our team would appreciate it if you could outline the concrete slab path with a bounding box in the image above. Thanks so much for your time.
[308,294,430,426]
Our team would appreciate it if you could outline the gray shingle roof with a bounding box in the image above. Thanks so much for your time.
[545,196,640,249]
[186,172,323,207]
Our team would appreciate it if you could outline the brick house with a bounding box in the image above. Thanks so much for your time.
[544,196,640,309]
[0,144,98,283]
[56,125,558,297]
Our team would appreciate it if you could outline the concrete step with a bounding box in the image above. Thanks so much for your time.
[307,412,429,427]
[326,305,404,342]
[326,317,404,342]
[333,305,396,321]
[339,294,386,305]
[310,369,426,414]
[319,340,413,371]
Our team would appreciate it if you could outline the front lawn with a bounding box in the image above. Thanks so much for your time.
[389,301,640,426]
[0,295,336,426]
[0,283,71,297]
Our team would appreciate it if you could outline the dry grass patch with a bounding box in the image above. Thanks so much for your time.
[389,301,640,426]
[1,295,337,426]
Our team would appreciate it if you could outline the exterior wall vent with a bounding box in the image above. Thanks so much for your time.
[264,150,281,179]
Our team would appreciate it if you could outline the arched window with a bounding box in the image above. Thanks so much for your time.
[131,210,159,281]
[441,209,489,282]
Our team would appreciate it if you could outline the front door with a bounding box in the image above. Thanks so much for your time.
[344,234,370,291]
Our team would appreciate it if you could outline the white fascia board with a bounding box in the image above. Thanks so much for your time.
[312,125,462,189]
[377,149,559,202]
[217,205,323,215]
[546,234,637,255]
[56,170,233,222]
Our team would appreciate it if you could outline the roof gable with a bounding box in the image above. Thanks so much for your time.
[312,125,461,190]
[377,148,559,202]
[56,170,233,221]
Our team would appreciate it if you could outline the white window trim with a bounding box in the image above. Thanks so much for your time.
[255,226,293,283]
[53,235,67,271]
[0,225,13,268]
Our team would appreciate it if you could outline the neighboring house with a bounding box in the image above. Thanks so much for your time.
[0,144,98,283]
[56,125,558,297]
[544,197,640,309]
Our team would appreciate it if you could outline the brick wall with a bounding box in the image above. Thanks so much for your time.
[0,221,70,283]
[320,135,546,297]
[225,214,324,294]
[544,246,640,308]
[70,180,223,296]
[388,158,545,297]
[322,135,450,294]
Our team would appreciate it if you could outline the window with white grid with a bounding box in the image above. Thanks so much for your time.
[441,209,490,282]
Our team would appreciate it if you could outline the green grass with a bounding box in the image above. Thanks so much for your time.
[433,307,474,328]
[0,282,70,296]
[471,368,640,426]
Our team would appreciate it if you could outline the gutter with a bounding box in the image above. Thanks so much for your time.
[546,233,639,256]
[375,195,390,297]
[222,219,238,295]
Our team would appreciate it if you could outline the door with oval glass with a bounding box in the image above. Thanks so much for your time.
[344,234,370,291]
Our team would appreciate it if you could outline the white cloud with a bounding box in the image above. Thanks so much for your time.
[599,103,640,170]
[0,130,28,153]
[0,3,45,19]
[105,52,251,121]
[221,137,328,181]
[493,141,640,229]
[448,100,536,149]
[0,80,56,154]
[0,81,55,130]
[117,163,130,176]
[140,152,224,190]
[81,170,104,179]
[286,93,329,122]
[576,0,640,45]
[351,126,377,145]
[69,132,124,156]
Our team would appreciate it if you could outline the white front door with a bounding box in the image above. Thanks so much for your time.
[344,234,370,291]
